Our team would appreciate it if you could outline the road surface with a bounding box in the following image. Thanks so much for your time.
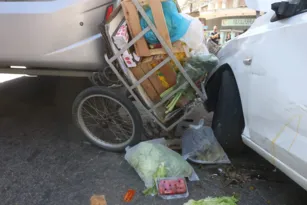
[0,77,306,205]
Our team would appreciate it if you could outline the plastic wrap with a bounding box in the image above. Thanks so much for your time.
[180,14,207,53]
[176,53,219,87]
[156,177,189,200]
[140,0,191,44]
[182,119,230,164]
[125,141,198,190]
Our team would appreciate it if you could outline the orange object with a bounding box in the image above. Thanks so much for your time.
[123,189,136,202]
[90,195,107,205]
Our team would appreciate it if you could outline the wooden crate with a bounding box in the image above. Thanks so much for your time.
[121,0,185,57]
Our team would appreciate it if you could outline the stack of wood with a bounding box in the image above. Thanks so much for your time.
[121,0,187,103]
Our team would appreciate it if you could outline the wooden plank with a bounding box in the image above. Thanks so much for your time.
[149,0,172,50]
[141,58,166,94]
[130,65,160,102]
[121,1,151,56]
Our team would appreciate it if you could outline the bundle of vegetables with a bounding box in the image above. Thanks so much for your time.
[161,54,218,114]
[183,196,238,205]
[177,53,219,87]
[125,142,195,195]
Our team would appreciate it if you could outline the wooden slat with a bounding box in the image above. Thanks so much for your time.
[149,0,172,50]
[121,1,151,56]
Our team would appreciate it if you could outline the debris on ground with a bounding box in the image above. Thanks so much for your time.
[149,138,182,151]
[123,189,136,202]
[125,141,198,195]
[183,196,238,205]
[90,195,107,205]
[157,177,189,199]
[182,119,230,164]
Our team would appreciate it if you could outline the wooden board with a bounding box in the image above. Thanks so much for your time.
[121,1,151,56]
[149,0,172,49]
[130,65,160,102]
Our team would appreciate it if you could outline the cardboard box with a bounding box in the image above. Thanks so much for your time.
[142,55,177,93]
[130,65,160,103]
[130,55,177,103]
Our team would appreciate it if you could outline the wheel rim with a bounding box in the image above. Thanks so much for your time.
[77,94,135,149]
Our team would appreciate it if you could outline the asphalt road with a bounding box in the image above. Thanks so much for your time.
[0,76,306,205]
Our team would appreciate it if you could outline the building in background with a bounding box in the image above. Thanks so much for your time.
[181,0,258,44]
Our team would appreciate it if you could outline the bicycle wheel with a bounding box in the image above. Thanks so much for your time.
[73,86,143,152]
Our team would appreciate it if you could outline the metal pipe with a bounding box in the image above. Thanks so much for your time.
[104,54,168,130]
[131,0,206,101]
[166,106,196,131]
[130,57,171,89]
[149,82,188,112]
[109,26,150,63]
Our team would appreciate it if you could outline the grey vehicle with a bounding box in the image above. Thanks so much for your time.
[0,0,117,76]
[1,0,144,152]
[0,0,201,152]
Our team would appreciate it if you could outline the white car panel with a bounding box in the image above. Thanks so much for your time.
[217,10,307,190]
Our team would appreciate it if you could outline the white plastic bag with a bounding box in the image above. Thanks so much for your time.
[125,141,198,189]
[182,119,230,164]
[180,14,209,55]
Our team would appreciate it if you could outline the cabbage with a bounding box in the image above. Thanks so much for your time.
[143,163,167,195]
[184,196,238,205]
[125,142,194,189]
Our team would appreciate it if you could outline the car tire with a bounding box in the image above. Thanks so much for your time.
[212,70,245,153]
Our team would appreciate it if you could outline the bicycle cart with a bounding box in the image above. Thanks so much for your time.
[73,0,209,152]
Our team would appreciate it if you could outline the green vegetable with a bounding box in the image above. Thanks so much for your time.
[183,196,238,205]
[177,54,218,86]
[165,91,183,114]
[160,86,175,99]
[143,163,167,195]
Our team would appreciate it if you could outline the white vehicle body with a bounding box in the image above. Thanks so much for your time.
[217,0,307,190]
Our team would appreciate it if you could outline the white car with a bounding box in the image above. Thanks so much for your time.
[205,0,307,190]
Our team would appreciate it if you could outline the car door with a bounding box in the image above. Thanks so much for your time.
[241,8,307,189]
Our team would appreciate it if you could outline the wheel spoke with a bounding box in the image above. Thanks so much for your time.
[78,94,135,146]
